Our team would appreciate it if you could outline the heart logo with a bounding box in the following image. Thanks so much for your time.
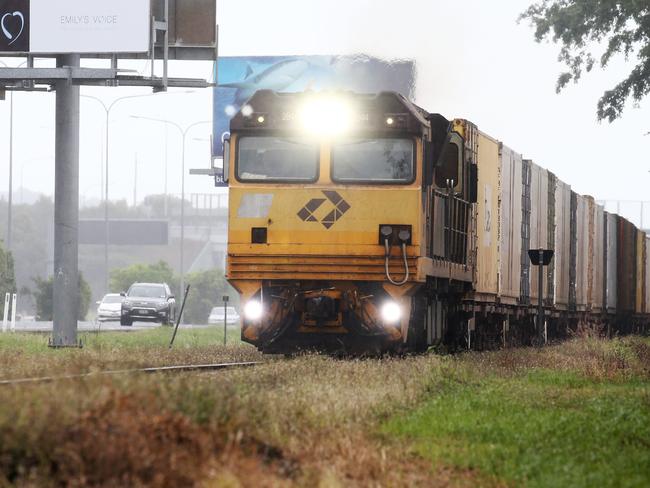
[1,11,25,46]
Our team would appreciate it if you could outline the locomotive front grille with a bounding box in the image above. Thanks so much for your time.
[228,254,418,281]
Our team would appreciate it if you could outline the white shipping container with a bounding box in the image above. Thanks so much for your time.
[605,212,617,312]
[592,201,605,310]
[498,145,522,304]
[554,180,571,308]
[529,163,549,302]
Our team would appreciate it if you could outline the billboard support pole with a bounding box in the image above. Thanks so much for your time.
[51,54,81,348]
[163,0,169,89]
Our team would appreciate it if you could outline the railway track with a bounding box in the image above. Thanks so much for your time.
[0,361,263,386]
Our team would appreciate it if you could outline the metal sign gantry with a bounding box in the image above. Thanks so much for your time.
[0,0,216,347]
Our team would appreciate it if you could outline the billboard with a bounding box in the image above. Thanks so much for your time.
[0,0,150,54]
[212,54,417,169]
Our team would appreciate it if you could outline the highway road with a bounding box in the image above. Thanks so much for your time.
[6,320,214,333]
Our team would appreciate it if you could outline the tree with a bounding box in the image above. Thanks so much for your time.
[78,274,92,321]
[182,269,234,324]
[32,272,92,321]
[521,1,650,121]
[0,242,16,317]
[109,260,176,295]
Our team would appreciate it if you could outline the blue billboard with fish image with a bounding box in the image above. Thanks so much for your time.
[212,54,416,161]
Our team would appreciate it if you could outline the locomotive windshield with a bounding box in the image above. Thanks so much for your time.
[331,138,414,183]
[237,136,319,182]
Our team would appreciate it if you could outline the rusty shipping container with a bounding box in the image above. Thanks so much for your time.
[604,212,617,313]
[646,236,650,314]
[588,198,605,311]
[554,179,571,309]
[498,144,522,304]
[617,217,637,314]
[636,230,646,314]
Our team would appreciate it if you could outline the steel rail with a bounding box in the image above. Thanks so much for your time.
[0,361,263,386]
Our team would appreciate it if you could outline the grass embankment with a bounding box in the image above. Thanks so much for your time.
[0,327,253,380]
[385,340,650,487]
[0,332,648,486]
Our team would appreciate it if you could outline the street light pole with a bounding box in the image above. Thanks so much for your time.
[133,153,138,207]
[164,125,169,217]
[7,90,13,251]
[130,116,210,294]
[1,60,26,251]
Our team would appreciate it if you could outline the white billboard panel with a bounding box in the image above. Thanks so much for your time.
[30,0,150,53]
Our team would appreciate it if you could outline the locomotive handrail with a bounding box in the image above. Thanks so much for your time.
[431,187,471,265]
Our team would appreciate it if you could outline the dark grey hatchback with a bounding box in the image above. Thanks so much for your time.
[120,283,176,326]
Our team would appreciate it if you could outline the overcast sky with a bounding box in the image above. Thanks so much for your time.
[0,0,648,221]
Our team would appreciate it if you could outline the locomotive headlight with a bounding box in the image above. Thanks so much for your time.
[299,96,352,135]
[244,300,264,321]
[381,301,402,324]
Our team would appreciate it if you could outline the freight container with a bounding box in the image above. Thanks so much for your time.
[636,230,646,314]
[646,236,650,314]
[591,201,605,311]
[569,191,578,310]
[605,212,617,313]
[585,196,595,308]
[617,217,636,314]
[520,160,532,304]
[498,144,522,304]
[546,173,557,305]
[585,197,605,311]
[529,163,549,303]
[554,180,572,309]
[575,195,589,311]
[474,131,500,299]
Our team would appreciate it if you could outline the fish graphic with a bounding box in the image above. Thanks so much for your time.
[220,59,313,106]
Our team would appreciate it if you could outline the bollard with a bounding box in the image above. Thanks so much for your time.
[10,294,16,333]
[2,293,9,333]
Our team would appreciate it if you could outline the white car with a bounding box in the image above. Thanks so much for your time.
[96,293,124,321]
[208,306,240,325]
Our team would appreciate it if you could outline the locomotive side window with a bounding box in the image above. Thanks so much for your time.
[331,138,414,184]
[434,132,463,191]
[237,136,319,182]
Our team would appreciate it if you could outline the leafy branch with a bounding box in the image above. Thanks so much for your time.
[521,0,650,121]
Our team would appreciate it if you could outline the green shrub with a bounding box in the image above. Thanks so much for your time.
[109,261,175,294]
[32,272,91,321]
[182,269,236,324]
[0,242,15,317]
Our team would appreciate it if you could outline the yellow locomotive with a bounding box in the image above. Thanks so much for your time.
[223,90,649,354]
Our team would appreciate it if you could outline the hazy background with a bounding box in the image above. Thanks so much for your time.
[1,0,649,311]
[0,0,647,206]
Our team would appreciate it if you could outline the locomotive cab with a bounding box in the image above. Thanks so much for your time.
[225,90,474,353]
